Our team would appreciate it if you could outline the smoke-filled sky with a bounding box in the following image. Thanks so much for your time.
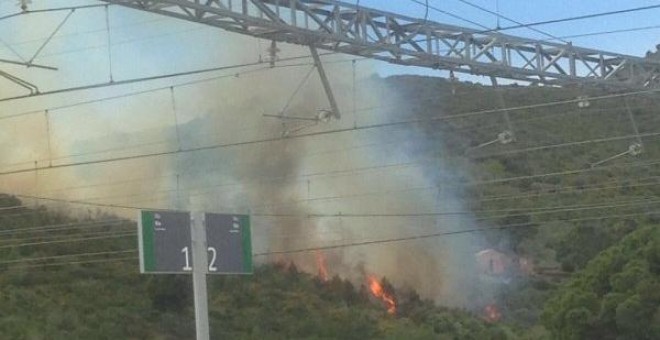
[0,0,657,306]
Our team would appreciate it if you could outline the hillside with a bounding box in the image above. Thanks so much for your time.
[0,195,517,339]
[542,225,660,340]
[2,74,660,339]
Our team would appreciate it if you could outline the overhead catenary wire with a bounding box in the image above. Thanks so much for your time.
[3,256,138,270]
[5,139,660,215]
[4,203,654,268]
[452,0,567,42]
[1,207,655,270]
[0,58,633,124]
[470,131,660,160]
[0,87,648,179]
[3,3,657,67]
[1,229,136,246]
[3,3,660,276]
[9,145,660,212]
[39,151,660,215]
[252,198,660,220]
[9,159,656,217]
[0,51,341,106]
[0,190,658,264]
[3,91,656,218]
[5,191,658,242]
[0,99,621,176]
[7,187,660,229]
[252,209,660,257]
[3,207,657,267]
[0,249,137,265]
[0,218,129,235]
[542,24,660,42]
[2,7,656,205]
[477,3,660,34]
[0,3,107,22]
[409,0,489,30]
[0,231,136,249]
[1,85,659,178]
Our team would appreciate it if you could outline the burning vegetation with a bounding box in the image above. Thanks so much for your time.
[367,275,397,315]
[315,251,329,282]
[483,304,502,323]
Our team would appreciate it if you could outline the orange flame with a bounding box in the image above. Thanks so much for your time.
[367,276,396,315]
[483,304,502,322]
[315,251,329,282]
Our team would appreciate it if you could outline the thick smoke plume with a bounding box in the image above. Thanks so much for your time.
[0,18,490,306]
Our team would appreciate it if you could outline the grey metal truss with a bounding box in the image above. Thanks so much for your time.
[99,0,660,88]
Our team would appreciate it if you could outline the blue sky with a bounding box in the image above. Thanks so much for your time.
[364,0,660,54]
[1,0,659,208]
[359,0,660,76]
[0,0,651,119]
[1,0,660,90]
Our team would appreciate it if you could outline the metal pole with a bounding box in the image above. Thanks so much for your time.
[191,212,210,340]
[309,45,341,119]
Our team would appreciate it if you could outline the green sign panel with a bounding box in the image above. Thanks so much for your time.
[205,213,253,274]
[139,210,192,274]
[138,210,253,275]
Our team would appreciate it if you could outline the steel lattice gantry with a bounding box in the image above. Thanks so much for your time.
[100,0,660,88]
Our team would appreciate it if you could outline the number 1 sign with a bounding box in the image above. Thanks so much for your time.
[138,210,192,274]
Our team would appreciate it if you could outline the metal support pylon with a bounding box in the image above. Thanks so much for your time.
[310,45,341,120]
[100,0,660,89]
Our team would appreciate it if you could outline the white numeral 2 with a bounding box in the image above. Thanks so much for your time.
[208,247,218,272]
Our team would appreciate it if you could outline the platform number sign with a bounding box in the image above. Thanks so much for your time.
[138,210,253,275]
[205,213,253,274]
[138,210,192,274]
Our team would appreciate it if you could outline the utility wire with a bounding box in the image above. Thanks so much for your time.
[0,205,652,268]
[5,195,653,270]
[1,86,658,178]
[0,88,639,175]
[3,256,137,270]
[11,151,660,211]
[543,24,660,42]
[0,52,338,105]
[0,249,136,265]
[7,153,660,215]
[1,229,136,246]
[452,0,567,42]
[4,192,657,246]
[409,0,489,29]
[0,219,129,236]
[479,4,660,34]
[253,198,660,219]
[252,209,660,257]
[470,131,660,159]
[4,206,657,263]
[0,232,135,249]
[8,189,660,227]
[51,156,660,215]
[0,4,107,21]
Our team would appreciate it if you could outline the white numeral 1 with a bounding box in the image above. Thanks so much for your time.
[181,247,193,271]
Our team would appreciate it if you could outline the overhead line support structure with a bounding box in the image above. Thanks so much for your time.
[98,0,660,88]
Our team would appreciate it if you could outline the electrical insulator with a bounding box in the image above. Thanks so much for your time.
[629,143,643,156]
[497,130,514,144]
[18,0,30,11]
[577,95,590,108]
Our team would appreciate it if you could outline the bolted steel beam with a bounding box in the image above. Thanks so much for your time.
[98,0,660,88]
